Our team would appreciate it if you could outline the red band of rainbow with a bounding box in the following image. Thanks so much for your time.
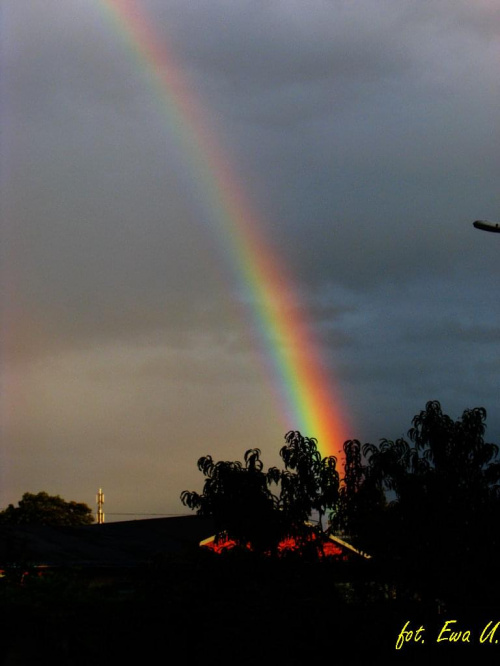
[99,0,352,457]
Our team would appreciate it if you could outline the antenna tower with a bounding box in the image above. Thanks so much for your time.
[96,488,105,524]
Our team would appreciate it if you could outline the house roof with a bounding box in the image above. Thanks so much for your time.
[200,526,372,559]
[0,516,215,566]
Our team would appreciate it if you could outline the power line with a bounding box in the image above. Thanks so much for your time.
[94,489,191,521]
[105,512,189,517]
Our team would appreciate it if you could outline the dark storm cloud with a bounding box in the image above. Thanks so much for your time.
[2,0,500,515]
[7,0,500,307]
[176,4,411,90]
[139,0,500,301]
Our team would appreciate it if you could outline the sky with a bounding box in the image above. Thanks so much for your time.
[1,0,500,521]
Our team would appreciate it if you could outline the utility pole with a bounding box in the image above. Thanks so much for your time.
[96,488,105,524]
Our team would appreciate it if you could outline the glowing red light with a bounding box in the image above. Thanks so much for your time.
[202,531,347,558]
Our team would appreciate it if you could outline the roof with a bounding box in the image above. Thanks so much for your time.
[0,516,215,566]
[200,525,372,559]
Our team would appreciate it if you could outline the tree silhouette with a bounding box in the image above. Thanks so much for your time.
[331,439,386,553]
[340,401,500,602]
[271,431,340,533]
[181,433,342,555]
[181,402,499,600]
[181,448,282,552]
[0,492,94,526]
[364,402,499,523]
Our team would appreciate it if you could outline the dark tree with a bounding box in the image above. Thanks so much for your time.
[273,431,340,530]
[181,433,342,554]
[352,401,500,602]
[330,439,386,553]
[0,491,95,526]
[181,448,282,552]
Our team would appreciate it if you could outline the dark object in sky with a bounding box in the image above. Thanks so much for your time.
[473,219,500,233]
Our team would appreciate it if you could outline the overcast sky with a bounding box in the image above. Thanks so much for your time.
[2,0,500,520]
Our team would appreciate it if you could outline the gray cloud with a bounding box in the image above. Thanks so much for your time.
[2,0,500,516]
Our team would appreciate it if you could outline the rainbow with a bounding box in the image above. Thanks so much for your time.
[99,0,351,457]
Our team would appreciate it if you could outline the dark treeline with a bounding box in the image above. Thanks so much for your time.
[1,400,499,663]
[338,400,500,606]
[0,491,94,526]
[182,400,500,606]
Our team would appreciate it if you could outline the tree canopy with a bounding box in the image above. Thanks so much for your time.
[181,400,500,601]
[0,492,95,527]
[181,432,341,554]
[332,400,500,602]
[182,448,281,552]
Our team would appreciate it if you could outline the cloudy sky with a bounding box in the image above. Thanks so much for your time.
[2,0,500,520]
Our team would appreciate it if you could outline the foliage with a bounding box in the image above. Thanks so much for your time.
[333,400,500,602]
[181,400,500,600]
[273,431,340,528]
[181,434,341,553]
[331,439,386,552]
[362,401,500,516]
[0,492,95,527]
[181,449,282,552]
